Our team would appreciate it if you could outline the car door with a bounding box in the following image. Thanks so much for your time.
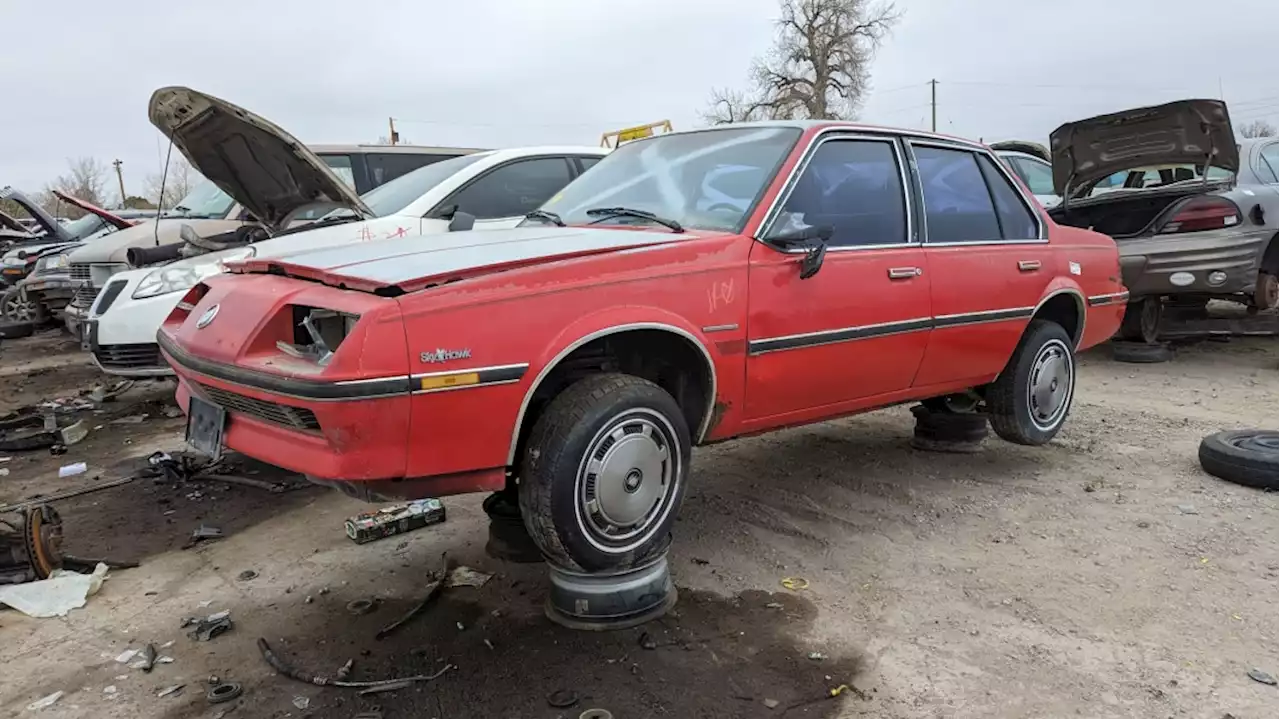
[910,142,1051,388]
[744,134,932,423]
[436,156,577,230]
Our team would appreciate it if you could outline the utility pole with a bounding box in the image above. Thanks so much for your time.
[387,117,399,145]
[112,159,126,208]
[929,79,938,132]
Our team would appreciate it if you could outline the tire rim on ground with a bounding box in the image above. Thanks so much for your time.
[3,288,37,323]
[1026,339,1073,431]
[1227,431,1279,455]
[575,409,681,554]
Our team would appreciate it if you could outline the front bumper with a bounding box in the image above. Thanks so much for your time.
[23,274,74,307]
[88,271,179,377]
[1118,227,1269,298]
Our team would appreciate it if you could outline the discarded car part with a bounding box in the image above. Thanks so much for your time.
[126,242,185,268]
[139,643,158,673]
[0,475,135,514]
[1110,341,1174,364]
[1198,429,1279,490]
[375,553,448,639]
[193,472,289,493]
[0,505,64,584]
[545,552,677,631]
[0,412,59,452]
[909,404,988,453]
[257,637,453,688]
[1119,298,1162,344]
[345,499,446,544]
[346,598,377,616]
[188,525,224,545]
[187,610,234,641]
[357,680,417,696]
[482,491,542,564]
[579,709,614,719]
[206,682,243,703]
[0,320,34,339]
[547,689,581,708]
[62,554,138,572]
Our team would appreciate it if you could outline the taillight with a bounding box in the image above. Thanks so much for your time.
[170,283,211,323]
[1158,196,1241,234]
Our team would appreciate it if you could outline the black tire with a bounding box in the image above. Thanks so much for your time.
[1253,271,1278,311]
[1,286,47,325]
[1110,340,1173,364]
[1119,297,1162,343]
[987,320,1075,446]
[910,404,988,442]
[519,373,690,572]
[1198,429,1278,490]
[0,321,34,339]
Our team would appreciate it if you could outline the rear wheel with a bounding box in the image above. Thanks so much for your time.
[987,320,1075,446]
[1252,271,1278,311]
[1119,296,1162,343]
[519,373,690,572]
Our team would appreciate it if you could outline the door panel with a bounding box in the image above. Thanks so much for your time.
[744,243,931,420]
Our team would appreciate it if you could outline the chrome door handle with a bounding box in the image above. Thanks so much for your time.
[888,267,922,279]
[1018,260,1042,272]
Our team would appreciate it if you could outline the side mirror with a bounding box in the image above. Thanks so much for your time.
[448,211,476,232]
[765,224,833,280]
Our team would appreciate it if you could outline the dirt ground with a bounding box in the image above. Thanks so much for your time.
[0,327,1276,719]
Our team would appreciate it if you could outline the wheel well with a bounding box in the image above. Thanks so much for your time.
[510,329,714,466]
[1033,292,1083,347]
[1263,233,1278,274]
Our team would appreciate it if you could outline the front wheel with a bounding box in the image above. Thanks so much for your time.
[987,320,1076,446]
[519,373,690,572]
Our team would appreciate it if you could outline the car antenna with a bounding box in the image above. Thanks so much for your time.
[153,137,173,246]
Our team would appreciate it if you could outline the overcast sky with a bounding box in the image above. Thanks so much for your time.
[3,0,1276,201]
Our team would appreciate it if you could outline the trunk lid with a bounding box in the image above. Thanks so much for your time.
[51,190,137,230]
[1050,99,1238,198]
[148,86,372,231]
[230,226,693,294]
[990,140,1050,162]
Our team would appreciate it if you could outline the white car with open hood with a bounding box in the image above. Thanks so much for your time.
[86,87,606,376]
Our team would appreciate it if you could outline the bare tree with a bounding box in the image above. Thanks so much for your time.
[704,0,901,122]
[1240,119,1277,138]
[38,157,111,218]
[144,157,198,209]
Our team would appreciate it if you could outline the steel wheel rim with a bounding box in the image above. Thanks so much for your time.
[575,408,681,554]
[3,289,35,322]
[1026,339,1073,431]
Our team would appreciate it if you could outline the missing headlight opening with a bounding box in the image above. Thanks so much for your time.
[275,306,359,366]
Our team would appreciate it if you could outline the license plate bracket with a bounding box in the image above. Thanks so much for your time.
[186,396,227,460]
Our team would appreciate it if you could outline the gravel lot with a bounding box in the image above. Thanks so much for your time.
[0,328,1276,718]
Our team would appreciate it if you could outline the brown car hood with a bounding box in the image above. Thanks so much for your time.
[148,86,372,230]
[51,190,137,230]
[1050,99,1238,198]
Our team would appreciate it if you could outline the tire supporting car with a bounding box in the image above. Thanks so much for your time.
[482,490,543,564]
[519,373,690,573]
[1119,296,1162,344]
[909,403,988,453]
[986,319,1076,446]
[1110,340,1174,364]
[1198,429,1279,491]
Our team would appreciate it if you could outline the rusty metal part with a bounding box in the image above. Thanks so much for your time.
[0,505,64,585]
[375,552,448,640]
[257,637,453,688]
[0,476,135,514]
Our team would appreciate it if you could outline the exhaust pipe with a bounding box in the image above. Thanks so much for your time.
[127,243,183,268]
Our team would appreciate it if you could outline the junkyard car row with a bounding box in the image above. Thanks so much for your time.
[2,87,1275,572]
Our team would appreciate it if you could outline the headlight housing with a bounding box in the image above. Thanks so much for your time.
[48,253,70,269]
[131,247,255,300]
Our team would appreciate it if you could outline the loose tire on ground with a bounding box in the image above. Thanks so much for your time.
[519,373,690,572]
[1198,429,1278,490]
[987,319,1075,446]
[1110,340,1174,364]
[1119,297,1162,343]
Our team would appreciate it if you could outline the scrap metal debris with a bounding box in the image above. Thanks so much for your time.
[345,498,446,544]
[376,552,449,640]
[447,565,493,589]
[0,475,135,514]
[347,598,377,616]
[157,684,185,698]
[0,505,63,584]
[1248,668,1278,686]
[258,638,454,688]
[25,691,64,710]
[357,679,417,696]
[206,682,243,704]
[183,525,224,549]
[185,610,233,641]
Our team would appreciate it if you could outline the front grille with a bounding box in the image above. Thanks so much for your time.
[94,279,127,314]
[70,263,91,281]
[197,383,322,432]
[95,343,165,370]
[72,285,99,308]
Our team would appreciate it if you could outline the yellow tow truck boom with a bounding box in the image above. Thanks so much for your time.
[600,120,674,148]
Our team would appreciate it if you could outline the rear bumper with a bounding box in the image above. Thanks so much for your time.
[1118,228,1269,297]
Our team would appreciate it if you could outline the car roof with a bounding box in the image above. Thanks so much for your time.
[309,143,490,155]
[479,145,610,162]
[658,120,987,150]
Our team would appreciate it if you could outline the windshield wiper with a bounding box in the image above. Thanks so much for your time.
[585,207,684,233]
[525,210,565,227]
[172,205,191,214]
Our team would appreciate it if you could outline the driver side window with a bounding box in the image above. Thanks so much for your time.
[769,138,908,247]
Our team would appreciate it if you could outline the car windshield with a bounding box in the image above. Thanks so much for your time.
[540,126,802,232]
[62,214,108,241]
[359,153,488,217]
[172,179,235,219]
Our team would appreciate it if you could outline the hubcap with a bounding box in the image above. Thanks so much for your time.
[1026,340,1073,430]
[577,410,679,553]
[1261,274,1279,309]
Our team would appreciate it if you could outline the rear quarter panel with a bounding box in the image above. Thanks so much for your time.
[1050,225,1125,349]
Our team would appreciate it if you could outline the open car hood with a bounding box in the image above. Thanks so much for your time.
[0,186,71,242]
[51,190,137,230]
[1050,99,1238,198]
[990,140,1050,163]
[148,86,372,230]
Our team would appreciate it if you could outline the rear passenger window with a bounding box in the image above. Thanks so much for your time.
[769,139,907,247]
[367,153,455,187]
[913,145,1001,243]
[978,155,1039,239]
[447,157,573,220]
